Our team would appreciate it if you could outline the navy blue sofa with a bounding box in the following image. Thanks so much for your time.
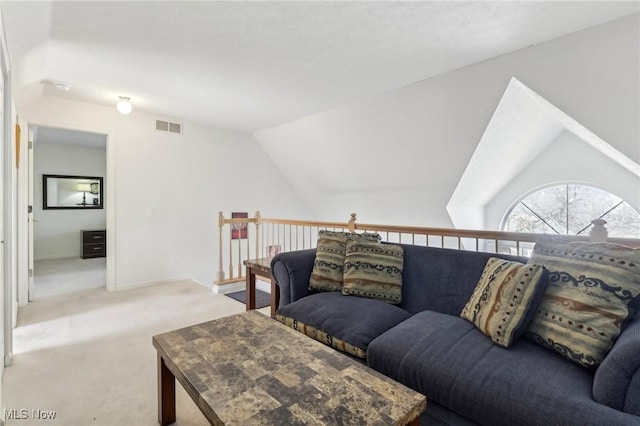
[271,244,640,425]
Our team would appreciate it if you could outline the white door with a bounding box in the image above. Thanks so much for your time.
[27,126,34,301]
[0,44,4,373]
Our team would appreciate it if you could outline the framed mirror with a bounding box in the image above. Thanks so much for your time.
[43,174,104,210]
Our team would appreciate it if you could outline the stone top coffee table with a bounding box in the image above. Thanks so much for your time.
[152,310,426,425]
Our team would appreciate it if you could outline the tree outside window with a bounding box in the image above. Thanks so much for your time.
[503,184,640,239]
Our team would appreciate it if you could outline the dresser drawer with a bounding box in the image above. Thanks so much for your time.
[83,230,106,244]
[82,230,106,259]
[83,244,106,258]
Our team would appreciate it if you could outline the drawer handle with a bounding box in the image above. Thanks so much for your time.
[93,236,102,239]
[93,247,102,250]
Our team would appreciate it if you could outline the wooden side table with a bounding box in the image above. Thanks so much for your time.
[243,258,280,318]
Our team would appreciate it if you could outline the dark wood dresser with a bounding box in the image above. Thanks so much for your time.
[82,229,106,259]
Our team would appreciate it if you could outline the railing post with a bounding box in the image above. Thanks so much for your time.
[216,211,225,283]
[589,219,608,243]
[254,211,261,259]
[348,213,357,233]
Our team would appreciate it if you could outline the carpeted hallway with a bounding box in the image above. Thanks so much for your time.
[4,280,268,425]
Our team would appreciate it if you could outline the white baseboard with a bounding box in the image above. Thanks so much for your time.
[113,277,192,292]
[211,277,271,295]
[34,254,80,261]
[115,276,272,295]
[212,281,244,294]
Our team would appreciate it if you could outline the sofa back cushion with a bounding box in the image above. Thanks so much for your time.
[397,244,527,315]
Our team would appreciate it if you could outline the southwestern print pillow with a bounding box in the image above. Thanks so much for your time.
[525,237,640,367]
[308,230,381,292]
[461,257,548,347]
[342,240,404,304]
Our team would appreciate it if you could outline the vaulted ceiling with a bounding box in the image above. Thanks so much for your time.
[2,1,638,133]
[447,77,640,231]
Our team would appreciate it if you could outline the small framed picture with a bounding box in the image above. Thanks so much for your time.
[267,245,281,257]
[231,212,248,240]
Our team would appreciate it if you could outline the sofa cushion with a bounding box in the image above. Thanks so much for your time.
[342,240,404,304]
[367,310,636,425]
[308,230,380,292]
[461,257,548,347]
[593,317,640,415]
[276,292,411,358]
[397,244,528,316]
[526,238,640,367]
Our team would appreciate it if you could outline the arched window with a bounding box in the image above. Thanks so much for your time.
[502,184,640,238]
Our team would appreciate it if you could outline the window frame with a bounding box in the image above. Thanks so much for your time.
[500,182,640,238]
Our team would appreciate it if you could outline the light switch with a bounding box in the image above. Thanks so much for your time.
[147,208,153,217]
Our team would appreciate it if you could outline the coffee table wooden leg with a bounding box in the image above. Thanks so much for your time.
[158,354,176,425]
[408,416,420,426]
[246,267,256,311]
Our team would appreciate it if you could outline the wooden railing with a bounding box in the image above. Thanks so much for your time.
[215,211,640,286]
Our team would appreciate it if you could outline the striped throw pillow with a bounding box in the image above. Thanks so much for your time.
[525,238,640,367]
[342,241,404,304]
[461,258,548,347]
[309,230,381,292]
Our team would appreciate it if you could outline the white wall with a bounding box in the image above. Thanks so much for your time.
[0,6,13,414]
[21,97,312,288]
[255,14,639,229]
[33,142,106,260]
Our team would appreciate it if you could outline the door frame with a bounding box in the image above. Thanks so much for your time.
[17,120,116,307]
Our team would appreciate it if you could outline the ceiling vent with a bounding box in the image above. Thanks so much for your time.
[155,119,182,135]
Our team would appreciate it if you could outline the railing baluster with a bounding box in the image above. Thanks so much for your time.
[246,228,250,270]
[228,231,233,280]
[217,212,225,282]
[237,230,242,279]
[215,212,640,285]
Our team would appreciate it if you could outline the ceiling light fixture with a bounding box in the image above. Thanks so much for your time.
[54,82,71,91]
[116,96,132,115]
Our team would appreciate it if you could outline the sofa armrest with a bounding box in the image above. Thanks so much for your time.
[270,249,316,309]
[593,317,640,415]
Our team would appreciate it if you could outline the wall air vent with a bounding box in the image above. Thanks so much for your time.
[155,119,182,135]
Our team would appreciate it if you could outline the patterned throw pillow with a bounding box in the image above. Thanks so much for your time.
[460,258,548,348]
[309,230,381,292]
[342,240,404,304]
[525,237,640,368]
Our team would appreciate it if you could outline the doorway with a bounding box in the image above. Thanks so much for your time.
[30,126,107,300]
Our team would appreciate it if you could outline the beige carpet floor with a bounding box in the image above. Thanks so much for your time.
[33,257,106,300]
[4,280,268,425]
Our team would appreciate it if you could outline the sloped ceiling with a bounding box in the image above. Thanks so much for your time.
[447,77,640,230]
[1,1,638,132]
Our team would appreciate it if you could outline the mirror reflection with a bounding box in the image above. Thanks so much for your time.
[43,174,104,209]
